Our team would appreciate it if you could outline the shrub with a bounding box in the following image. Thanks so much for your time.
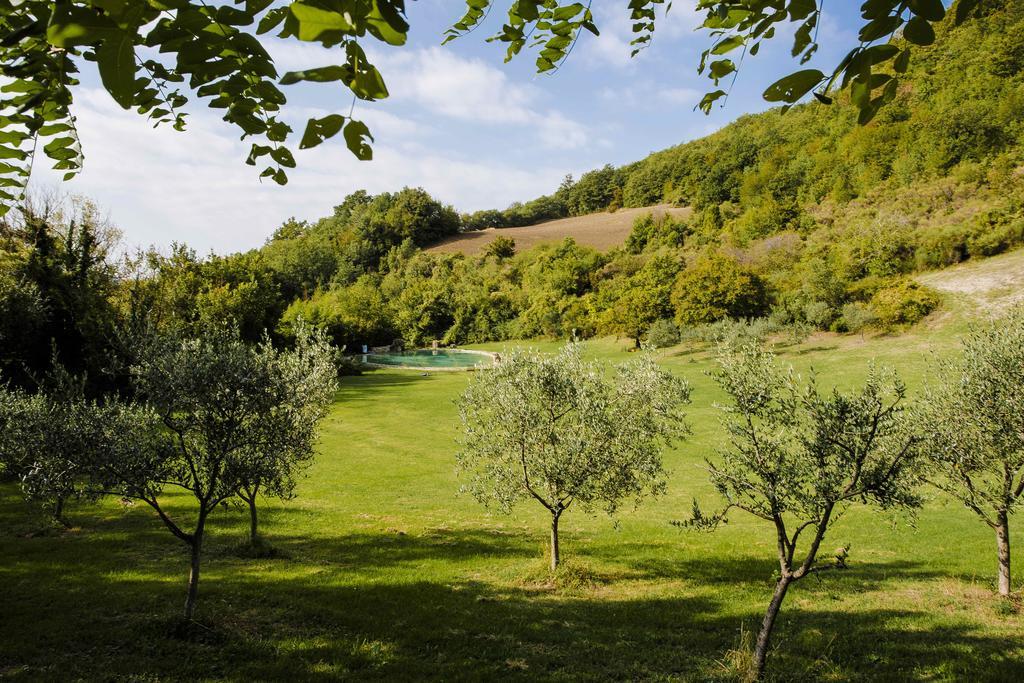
[484,236,516,260]
[870,279,941,328]
[646,318,681,348]
[671,254,771,326]
[841,302,877,334]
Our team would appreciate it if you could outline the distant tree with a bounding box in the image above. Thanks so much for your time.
[88,326,337,620]
[841,302,877,337]
[603,253,681,349]
[457,344,690,570]
[686,344,924,679]
[483,236,516,260]
[870,279,940,328]
[645,319,681,349]
[671,254,770,326]
[922,308,1024,597]
[0,196,121,393]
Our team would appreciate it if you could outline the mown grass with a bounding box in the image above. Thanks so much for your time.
[2,300,1023,680]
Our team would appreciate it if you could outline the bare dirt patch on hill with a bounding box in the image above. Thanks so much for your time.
[917,247,1024,311]
[427,205,691,256]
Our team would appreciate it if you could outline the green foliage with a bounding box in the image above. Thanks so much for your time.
[483,236,516,260]
[688,343,925,676]
[923,306,1024,595]
[671,254,770,326]
[0,1,411,212]
[457,344,690,568]
[279,277,395,350]
[645,318,680,349]
[0,197,120,393]
[870,279,940,328]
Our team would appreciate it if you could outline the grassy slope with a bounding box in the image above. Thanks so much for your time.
[2,255,1024,681]
[426,205,691,256]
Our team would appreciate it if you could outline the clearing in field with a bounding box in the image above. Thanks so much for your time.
[427,204,692,256]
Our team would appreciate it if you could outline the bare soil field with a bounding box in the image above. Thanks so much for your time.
[427,204,691,256]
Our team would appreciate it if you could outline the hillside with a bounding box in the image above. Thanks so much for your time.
[426,205,690,256]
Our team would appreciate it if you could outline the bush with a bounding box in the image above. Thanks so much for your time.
[645,319,681,348]
[841,302,877,334]
[484,236,516,260]
[870,280,941,328]
[671,254,771,326]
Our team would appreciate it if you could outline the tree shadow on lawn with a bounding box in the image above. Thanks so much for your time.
[334,371,442,404]
[585,540,949,587]
[3,520,1021,681]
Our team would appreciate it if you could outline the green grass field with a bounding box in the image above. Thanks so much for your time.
[2,279,1024,680]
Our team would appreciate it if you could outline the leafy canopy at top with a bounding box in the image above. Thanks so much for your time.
[0,0,987,216]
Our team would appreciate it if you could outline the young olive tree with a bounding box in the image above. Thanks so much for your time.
[0,385,108,526]
[90,326,336,620]
[923,308,1024,597]
[687,344,924,680]
[235,326,338,549]
[457,344,690,570]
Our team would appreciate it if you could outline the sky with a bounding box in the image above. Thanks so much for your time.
[31,1,863,255]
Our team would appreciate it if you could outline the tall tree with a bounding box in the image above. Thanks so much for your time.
[686,343,924,679]
[457,344,690,570]
[923,307,1024,597]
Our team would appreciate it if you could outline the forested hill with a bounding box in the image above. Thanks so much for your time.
[462,0,1024,235]
[243,0,1022,350]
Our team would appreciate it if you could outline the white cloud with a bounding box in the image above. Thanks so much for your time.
[30,88,565,254]
[582,2,703,68]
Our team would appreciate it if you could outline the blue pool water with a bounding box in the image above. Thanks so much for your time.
[360,349,493,369]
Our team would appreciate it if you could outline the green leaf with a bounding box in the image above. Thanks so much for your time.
[288,3,356,42]
[763,69,824,103]
[903,17,935,46]
[96,34,137,109]
[47,5,119,47]
[908,0,945,22]
[343,119,373,160]
[955,0,981,25]
[299,114,346,149]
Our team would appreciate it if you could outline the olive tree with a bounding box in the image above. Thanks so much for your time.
[922,307,1024,597]
[686,344,924,679]
[88,325,336,620]
[457,343,690,570]
[235,326,338,549]
[0,383,113,526]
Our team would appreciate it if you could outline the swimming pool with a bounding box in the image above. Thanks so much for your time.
[360,349,494,370]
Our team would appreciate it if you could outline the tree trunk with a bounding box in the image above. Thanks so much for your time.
[753,575,792,680]
[248,496,259,547]
[550,511,561,571]
[183,515,206,620]
[996,511,1011,597]
[53,496,69,527]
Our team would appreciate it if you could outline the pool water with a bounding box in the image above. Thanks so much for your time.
[360,349,493,369]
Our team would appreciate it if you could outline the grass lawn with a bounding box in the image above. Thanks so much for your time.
[2,297,1023,680]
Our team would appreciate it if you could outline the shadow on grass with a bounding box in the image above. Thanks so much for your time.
[333,370,442,404]
[1,497,1021,681]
